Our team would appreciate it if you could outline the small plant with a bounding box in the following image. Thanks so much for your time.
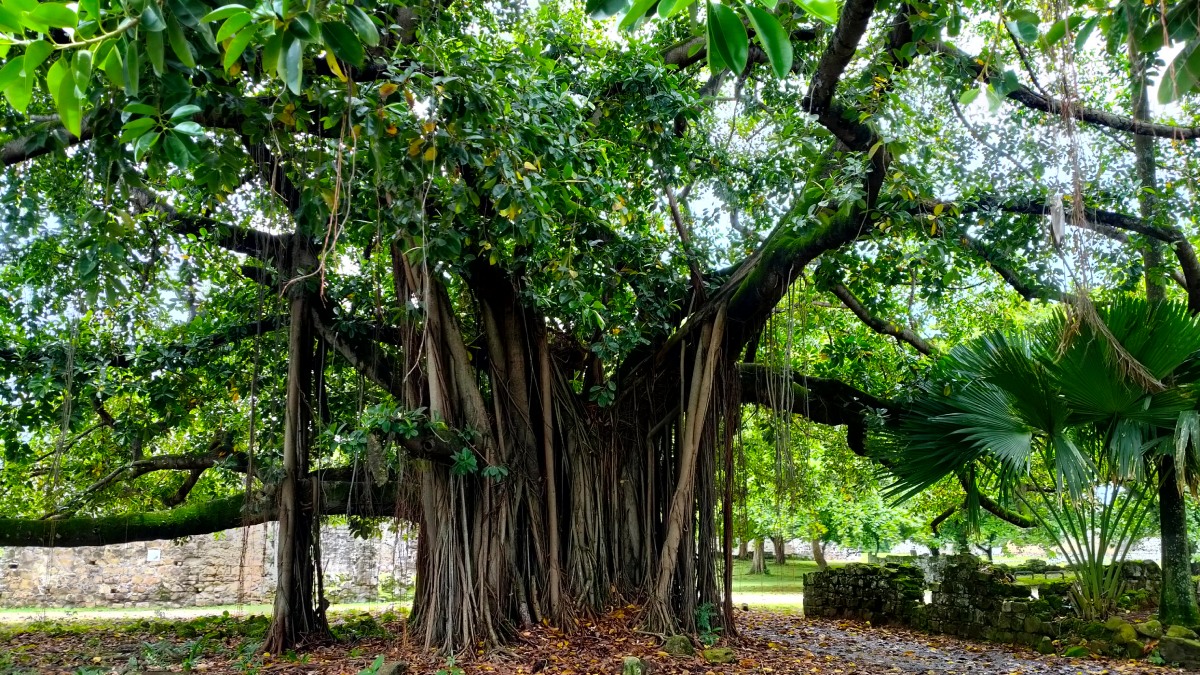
[695,602,723,646]
[436,656,465,675]
[358,655,386,675]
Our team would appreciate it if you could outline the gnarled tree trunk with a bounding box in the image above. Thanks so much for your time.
[749,539,768,575]
[811,538,828,570]
[772,536,787,565]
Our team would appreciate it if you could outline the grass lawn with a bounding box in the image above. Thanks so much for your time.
[729,558,846,595]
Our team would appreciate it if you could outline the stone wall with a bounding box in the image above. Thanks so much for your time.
[0,522,416,608]
[803,562,924,624]
[805,556,1158,658]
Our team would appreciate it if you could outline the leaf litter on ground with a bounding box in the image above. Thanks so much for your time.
[0,608,1186,674]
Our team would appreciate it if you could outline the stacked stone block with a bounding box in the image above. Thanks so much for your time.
[803,562,924,624]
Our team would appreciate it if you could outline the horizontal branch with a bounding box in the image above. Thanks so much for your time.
[738,362,891,455]
[933,41,1200,140]
[0,478,417,547]
[829,283,933,355]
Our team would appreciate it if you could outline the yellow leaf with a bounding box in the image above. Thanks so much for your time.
[379,82,398,98]
[278,103,296,126]
[422,120,436,134]
[930,222,937,235]
[404,89,415,106]
[324,52,346,81]
[408,139,423,156]
[423,146,437,162]
[523,161,537,172]
[933,203,944,216]
[386,124,398,136]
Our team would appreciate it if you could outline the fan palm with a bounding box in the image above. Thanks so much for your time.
[883,297,1200,620]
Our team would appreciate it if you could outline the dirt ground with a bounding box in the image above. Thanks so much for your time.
[0,609,1185,674]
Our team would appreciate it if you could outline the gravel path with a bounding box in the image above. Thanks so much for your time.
[745,613,1184,674]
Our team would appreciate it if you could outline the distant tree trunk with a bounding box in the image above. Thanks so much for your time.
[1159,456,1200,625]
[811,538,828,570]
[1124,6,1200,627]
[264,289,328,653]
[749,538,768,575]
[772,536,786,565]
[737,539,748,560]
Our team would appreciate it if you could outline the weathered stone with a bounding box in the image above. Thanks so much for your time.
[1035,636,1055,655]
[376,663,408,675]
[1062,645,1089,658]
[1103,617,1138,644]
[662,635,693,657]
[1166,624,1199,639]
[701,648,735,664]
[1159,636,1200,668]
[1134,619,1163,639]
[621,656,650,675]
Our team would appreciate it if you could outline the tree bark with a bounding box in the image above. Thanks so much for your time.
[1158,456,1200,625]
[749,538,768,575]
[738,539,748,560]
[772,535,787,565]
[811,538,828,570]
[264,289,328,653]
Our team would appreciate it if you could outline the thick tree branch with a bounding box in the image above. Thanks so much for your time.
[829,283,934,355]
[932,41,1200,140]
[738,362,891,456]
[0,478,417,547]
[804,0,879,115]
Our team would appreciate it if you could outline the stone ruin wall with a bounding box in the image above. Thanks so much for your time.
[0,522,417,608]
[804,556,1163,657]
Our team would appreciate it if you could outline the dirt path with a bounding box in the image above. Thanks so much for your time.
[744,613,1183,674]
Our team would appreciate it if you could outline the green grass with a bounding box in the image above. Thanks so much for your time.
[729,558,844,595]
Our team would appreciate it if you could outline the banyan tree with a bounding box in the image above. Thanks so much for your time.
[1,0,1199,653]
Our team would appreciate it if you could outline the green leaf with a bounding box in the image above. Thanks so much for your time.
[289,11,319,41]
[281,33,301,93]
[122,101,157,115]
[4,71,33,113]
[170,103,200,119]
[141,3,166,31]
[657,0,695,17]
[123,39,139,96]
[1041,15,1084,48]
[344,5,378,46]
[172,120,202,135]
[707,1,747,74]
[758,0,778,9]
[984,83,1003,113]
[215,11,251,43]
[705,5,724,72]
[146,29,165,75]
[46,58,81,136]
[321,20,362,66]
[585,0,629,19]
[28,2,76,28]
[133,130,159,160]
[222,22,259,70]
[100,41,123,86]
[958,85,980,106]
[0,55,22,91]
[619,0,657,32]
[795,0,837,25]
[0,4,24,32]
[1005,10,1039,43]
[166,0,207,26]
[744,5,791,78]
[163,131,191,167]
[1158,42,1200,104]
[166,16,196,67]
[201,4,250,22]
[79,0,98,19]
[22,40,53,76]
[119,116,155,142]
[73,47,91,85]
[1074,16,1097,51]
